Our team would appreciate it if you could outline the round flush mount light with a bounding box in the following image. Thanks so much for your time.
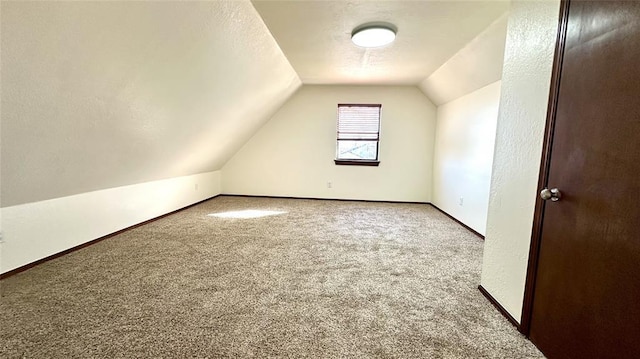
[351,23,397,48]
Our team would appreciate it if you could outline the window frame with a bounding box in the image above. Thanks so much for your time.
[334,103,381,166]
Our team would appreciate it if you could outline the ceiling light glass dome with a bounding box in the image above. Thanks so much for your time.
[351,24,397,48]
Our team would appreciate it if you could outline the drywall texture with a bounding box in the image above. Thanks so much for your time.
[432,81,501,235]
[419,13,508,106]
[1,171,221,274]
[481,0,561,322]
[252,0,510,85]
[0,1,300,207]
[222,85,436,202]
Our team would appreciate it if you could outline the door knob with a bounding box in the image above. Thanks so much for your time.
[540,188,562,201]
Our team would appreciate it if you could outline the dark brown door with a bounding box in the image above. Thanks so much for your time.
[528,1,640,358]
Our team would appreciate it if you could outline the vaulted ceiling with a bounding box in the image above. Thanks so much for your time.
[252,0,509,88]
[1,1,301,206]
[1,0,511,206]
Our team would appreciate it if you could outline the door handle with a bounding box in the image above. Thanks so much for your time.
[540,188,562,201]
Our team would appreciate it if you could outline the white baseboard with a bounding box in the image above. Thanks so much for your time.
[0,171,221,274]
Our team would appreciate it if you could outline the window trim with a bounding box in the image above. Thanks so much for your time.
[335,103,381,166]
[334,159,380,166]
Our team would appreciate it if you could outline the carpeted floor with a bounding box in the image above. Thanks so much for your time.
[0,196,544,358]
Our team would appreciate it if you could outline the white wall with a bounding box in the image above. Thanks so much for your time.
[222,85,436,203]
[1,171,221,274]
[481,0,561,322]
[432,81,501,235]
[0,1,299,274]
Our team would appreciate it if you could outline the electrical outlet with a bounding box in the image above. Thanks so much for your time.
[327,181,333,189]
[195,183,199,191]
[459,197,464,206]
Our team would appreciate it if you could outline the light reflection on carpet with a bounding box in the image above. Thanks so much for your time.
[208,209,287,219]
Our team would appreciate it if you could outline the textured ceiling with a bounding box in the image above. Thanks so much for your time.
[252,0,510,85]
[419,13,509,105]
[1,1,300,206]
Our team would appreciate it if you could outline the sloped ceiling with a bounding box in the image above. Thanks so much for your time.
[252,0,510,85]
[1,1,300,206]
[2,0,511,207]
[419,13,509,105]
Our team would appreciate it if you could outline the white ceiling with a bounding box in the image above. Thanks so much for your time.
[252,0,510,86]
[419,13,509,105]
[1,1,301,206]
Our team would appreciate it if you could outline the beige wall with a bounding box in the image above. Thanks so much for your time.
[432,81,501,235]
[0,1,299,207]
[222,85,436,202]
[481,0,561,322]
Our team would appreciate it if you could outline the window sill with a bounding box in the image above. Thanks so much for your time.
[334,159,380,167]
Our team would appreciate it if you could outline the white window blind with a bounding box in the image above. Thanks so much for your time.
[336,104,381,162]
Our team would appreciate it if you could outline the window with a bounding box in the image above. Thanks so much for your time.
[335,104,381,166]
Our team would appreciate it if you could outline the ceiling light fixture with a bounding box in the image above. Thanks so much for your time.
[351,23,397,48]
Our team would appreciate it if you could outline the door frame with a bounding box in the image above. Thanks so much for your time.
[519,0,571,336]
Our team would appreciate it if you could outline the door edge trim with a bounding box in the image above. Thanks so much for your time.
[519,0,571,336]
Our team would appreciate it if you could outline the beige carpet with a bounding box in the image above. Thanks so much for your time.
[0,196,543,358]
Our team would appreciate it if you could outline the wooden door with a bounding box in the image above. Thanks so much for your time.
[526,1,640,358]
